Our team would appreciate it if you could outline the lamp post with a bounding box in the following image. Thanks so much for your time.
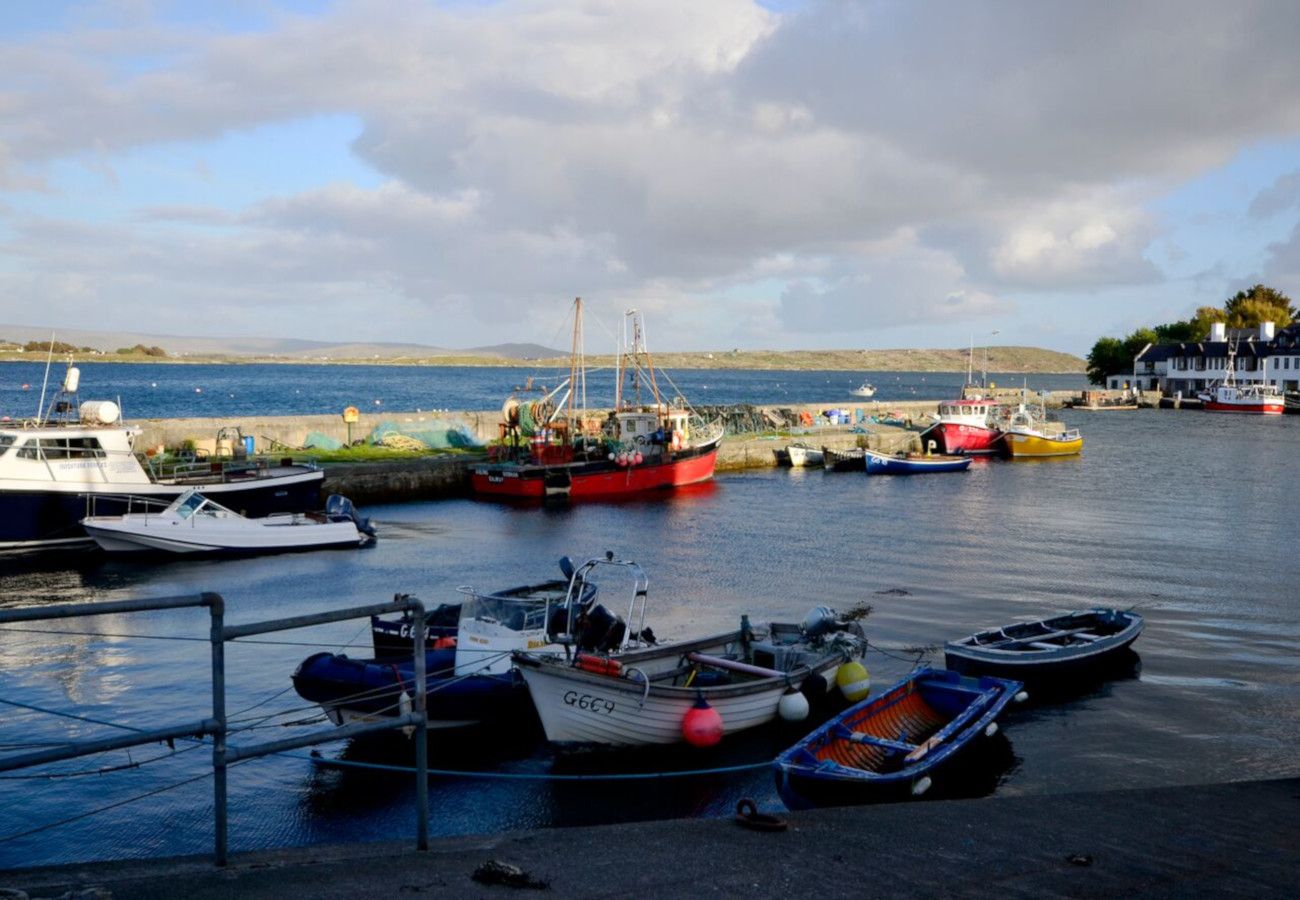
[983,331,1000,386]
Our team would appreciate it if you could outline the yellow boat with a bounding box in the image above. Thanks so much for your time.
[1002,427,1083,457]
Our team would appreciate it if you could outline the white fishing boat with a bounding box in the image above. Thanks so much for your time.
[81,490,374,554]
[0,359,323,553]
[850,382,876,398]
[514,559,867,747]
[785,443,824,468]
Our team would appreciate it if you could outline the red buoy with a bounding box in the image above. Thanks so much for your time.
[682,695,724,747]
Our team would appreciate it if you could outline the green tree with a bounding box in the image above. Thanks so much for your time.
[1086,336,1128,385]
[1122,327,1158,361]
[1223,284,1295,328]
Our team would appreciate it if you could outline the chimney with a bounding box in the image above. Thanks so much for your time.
[1260,321,1275,340]
[1209,322,1227,342]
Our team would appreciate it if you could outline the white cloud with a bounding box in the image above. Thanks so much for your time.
[1,0,1300,350]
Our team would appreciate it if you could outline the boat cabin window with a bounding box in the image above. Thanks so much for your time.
[0,434,15,455]
[13,437,106,460]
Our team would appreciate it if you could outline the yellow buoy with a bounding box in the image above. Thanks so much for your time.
[835,661,871,702]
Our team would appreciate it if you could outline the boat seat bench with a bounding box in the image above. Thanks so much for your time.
[843,731,916,753]
[998,626,1095,648]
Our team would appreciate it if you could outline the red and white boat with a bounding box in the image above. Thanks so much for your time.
[923,397,1003,455]
[1197,345,1284,414]
[1199,382,1285,414]
[470,301,724,501]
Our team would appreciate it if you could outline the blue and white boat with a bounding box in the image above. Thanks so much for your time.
[774,668,1024,808]
[943,608,1143,684]
[0,363,322,553]
[863,448,972,475]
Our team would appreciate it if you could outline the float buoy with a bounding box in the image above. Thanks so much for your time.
[777,687,810,722]
[835,661,871,702]
[574,654,623,676]
[682,695,723,747]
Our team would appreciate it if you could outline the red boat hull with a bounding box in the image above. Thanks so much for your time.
[471,446,719,500]
[1203,400,1284,414]
[928,422,1003,455]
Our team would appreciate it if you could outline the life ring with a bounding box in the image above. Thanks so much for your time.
[669,432,683,451]
[634,435,648,446]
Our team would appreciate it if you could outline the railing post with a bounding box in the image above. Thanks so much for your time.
[411,601,429,851]
[206,592,228,867]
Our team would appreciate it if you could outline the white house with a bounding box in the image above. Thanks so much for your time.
[1131,321,1300,396]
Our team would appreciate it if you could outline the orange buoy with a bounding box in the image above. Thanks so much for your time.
[433,636,456,650]
[682,695,724,747]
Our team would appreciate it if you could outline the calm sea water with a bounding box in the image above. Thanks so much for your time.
[0,361,1085,419]
[2,402,1299,867]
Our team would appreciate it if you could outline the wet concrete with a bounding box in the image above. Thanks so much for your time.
[5,777,1297,899]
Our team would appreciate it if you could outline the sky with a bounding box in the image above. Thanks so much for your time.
[2,0,1300,356]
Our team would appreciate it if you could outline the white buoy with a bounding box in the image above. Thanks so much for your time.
[778,688,810,722]
[911,776,932,796]
[983,722,999,738]
[1014,691,1029,704]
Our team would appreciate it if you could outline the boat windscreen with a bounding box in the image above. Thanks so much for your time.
[175,492,206,520]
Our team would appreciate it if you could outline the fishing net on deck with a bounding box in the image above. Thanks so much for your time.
[368,419,484,450]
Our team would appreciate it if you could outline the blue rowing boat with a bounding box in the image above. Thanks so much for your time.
[943,608,1143,685]
[774,668,1024,808]
[863,448,972,475]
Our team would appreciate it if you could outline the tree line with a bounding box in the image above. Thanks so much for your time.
[0,340,167,357]
[1086,284,1297,384]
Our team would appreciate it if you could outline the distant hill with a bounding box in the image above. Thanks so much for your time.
[0,324,1083,373]
[527,346,1086,374]
[0,325,564,361]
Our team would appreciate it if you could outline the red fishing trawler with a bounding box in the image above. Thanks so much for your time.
[923,397,1004,455]
[470,301,724,501]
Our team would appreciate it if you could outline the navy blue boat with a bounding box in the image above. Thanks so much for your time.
[863,448,972,475]
[774,668,1023,808]
[943,608,1143,684]
[293,558,610,730]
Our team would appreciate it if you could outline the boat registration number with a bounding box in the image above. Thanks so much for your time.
[563,691,615,715]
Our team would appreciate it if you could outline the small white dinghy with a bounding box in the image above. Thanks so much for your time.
[82,489,375,555]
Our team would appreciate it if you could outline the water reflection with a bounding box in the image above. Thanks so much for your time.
[2,409,1299,867]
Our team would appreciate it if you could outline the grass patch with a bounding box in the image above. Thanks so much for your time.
[303,445,480,463]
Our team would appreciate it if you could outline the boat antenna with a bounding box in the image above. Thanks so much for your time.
[566,297,586,423]
[619,309,662,409]
[966,334,974,388]
[35,332,55,424]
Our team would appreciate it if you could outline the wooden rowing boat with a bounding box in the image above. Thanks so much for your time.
[774,668,1024,808]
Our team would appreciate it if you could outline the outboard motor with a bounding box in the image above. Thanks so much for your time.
[575,603,627,652]
[326,494,376,537]
[801,605,840,639]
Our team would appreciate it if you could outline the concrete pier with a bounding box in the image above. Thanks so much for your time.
[132,392,1095,504]
[4,777,1296,898]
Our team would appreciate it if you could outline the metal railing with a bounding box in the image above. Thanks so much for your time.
[0,592,429,866]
